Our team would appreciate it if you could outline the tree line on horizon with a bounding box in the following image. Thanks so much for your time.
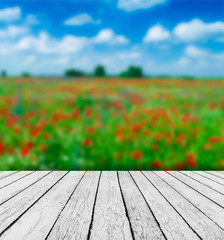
[0,65,198,79]
[64,65,143,78]
[0,65,143,79]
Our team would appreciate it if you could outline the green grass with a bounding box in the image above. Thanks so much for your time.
[0,78,224,170]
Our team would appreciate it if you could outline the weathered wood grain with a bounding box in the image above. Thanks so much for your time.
[0,171,223,240]
[181,171,224,195]
[154,171,224,230]
[194,171,224,186]
[118,171,165,240]
[0,172,18,180]
[169,171,224,207]
[89,171,133,240]
[0,171,66,235]
[130,171,199,240]
[0,171,50,205]
[205,171,224,180]
[0,171,34,190]
[145,172,224,239]
[47,171,100,240]
[0,171,85,240]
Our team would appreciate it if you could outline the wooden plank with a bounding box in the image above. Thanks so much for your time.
[130,171,199,240]
[194,171,224,186]
[144,172,224,239]
[0,172,18,180]
[0,171,34,189]
[181,171,224,195]
[0,171,50,205]
[0,171,85,240]
[89,171,133,240]
[0,171,67,235]
[169,171,224,208]
[47,171,100,240]
[118,171,165,240]
[154,171,224,230]
[0,171,223,239]
[205,171,224,180]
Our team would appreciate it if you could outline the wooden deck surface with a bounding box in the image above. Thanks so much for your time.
[0,171,224,239]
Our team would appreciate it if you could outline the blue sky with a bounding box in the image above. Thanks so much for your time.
[0,0,224,76]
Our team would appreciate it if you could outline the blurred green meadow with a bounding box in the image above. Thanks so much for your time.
[0,78,224,170]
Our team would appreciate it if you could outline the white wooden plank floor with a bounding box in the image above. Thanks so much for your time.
[0,171,224,240]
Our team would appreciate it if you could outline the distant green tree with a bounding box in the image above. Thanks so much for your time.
[180,75,196,80]
[65,69,85,77]
[94,65,106,77]
[120,66,143,78]
[1,70,7,78]
[22,72,31,78]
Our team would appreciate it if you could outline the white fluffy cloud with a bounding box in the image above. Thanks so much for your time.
[94,29,130,44]
[14,32,88,54]
[64,14,100,26]
[3,28,129,56]
[143,19,224,43]
[117,0,167,11]
[0,25,29,39]
[174,19,224,42]
[185,45,209,58]
[143,24,170,42]
[185,45,224,67]
[0,7,21,22]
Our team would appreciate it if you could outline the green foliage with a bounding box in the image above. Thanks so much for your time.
[22,72,31,78]
[1,70,7,78]
[1,79,224,170]
[65,69,85,77]
[94,65,106,77]
[120,66,143,78]
[179,76,196,81]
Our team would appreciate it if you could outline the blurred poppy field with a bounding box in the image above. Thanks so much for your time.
[0,78,224,170]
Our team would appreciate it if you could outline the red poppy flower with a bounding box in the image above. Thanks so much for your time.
[27,142,34,148]
[85,109,92,118]
[85,127,95,135]
[116,131,123,142]
[176,135,185,144]
[152,144,159,150]
[30,126,42,137]
[115,153,121,160]
[154,133,162,141]
[43,133,50,139]
[131,151,142,160]
[204,143,212,150]
[143,129,151,136]
[151,161,162,168]
[72,110,79,118]
[21,146,31,157]
[186,153,197,167]
[0,142,5,155]
[83,139,93,147]
[8,148,15,154]
[14,127,21,134]
[131,124,142,134]
[209,137,222,144]
[176,162,185,170]
[166,132,173,138]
